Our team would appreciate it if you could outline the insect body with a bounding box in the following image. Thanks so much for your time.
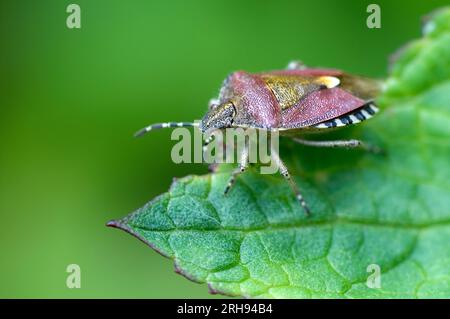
[136,61,382,215]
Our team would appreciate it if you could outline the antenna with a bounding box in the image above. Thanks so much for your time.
[134,122,200,138]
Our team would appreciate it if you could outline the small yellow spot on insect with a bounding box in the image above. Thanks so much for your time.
[317,76,340,89]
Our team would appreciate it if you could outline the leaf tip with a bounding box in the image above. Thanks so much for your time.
[106,219,121,228]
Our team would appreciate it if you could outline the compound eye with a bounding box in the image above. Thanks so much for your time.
[208,98,220,110]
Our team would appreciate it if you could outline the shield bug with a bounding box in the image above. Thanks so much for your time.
[136,61,382,215]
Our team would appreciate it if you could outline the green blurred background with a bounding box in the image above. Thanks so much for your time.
[0,0,447,298]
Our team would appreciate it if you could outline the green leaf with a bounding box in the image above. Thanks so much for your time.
[108,8,450,298]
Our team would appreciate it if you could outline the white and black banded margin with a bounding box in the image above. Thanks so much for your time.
[313,102,379,129]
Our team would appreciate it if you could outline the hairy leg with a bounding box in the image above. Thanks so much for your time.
[292,138,383,154]
[271,148,310,216]
[202,133,216,152]
[224,140,250,195]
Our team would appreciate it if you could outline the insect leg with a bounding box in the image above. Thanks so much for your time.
[224,139,249,195]
[203,133,215,150]
[271,148,311,216]
[292,138,383,154]
[202,129,221,160]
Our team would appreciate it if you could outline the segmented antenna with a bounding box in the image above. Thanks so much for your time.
[134,122,199,137]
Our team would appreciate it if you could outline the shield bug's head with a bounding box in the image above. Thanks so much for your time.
[200,101,236,133]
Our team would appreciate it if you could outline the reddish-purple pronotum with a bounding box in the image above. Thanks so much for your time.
[135,61,382,215]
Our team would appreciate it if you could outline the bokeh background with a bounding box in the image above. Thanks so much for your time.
[0,0,447,298]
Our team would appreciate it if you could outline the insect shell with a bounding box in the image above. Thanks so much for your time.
[136,61,382,215]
